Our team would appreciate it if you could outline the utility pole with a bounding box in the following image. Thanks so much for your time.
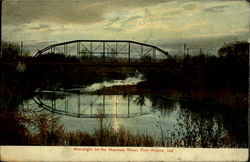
[184,43,186,59]
[20,41,23,57]
[187,48,189,56]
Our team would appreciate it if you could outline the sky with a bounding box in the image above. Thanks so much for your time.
[2,0,249,56]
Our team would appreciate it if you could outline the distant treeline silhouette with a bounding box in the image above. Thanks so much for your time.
[1,40,248,94]
[141,41,249,92]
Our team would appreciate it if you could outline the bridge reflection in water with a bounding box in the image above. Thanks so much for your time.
[33,94,150,118]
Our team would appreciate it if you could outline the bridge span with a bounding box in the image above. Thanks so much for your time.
[35,40,171,61]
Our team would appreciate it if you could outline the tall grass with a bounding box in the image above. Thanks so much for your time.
[62,126,156,146]
[2,106,246,147]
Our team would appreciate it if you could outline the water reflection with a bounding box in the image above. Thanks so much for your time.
[33,93,151,118]
[1,90,247,147]
[149,96,179,117]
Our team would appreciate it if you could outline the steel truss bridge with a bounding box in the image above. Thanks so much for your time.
[35,40,171,61]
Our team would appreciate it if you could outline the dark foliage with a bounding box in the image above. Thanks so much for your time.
[35,53,78,63]
[1,41,20,62]
[218,41,249,57]
[142,41,249,92]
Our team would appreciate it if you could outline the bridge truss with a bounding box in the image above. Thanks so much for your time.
[35,40,171,61]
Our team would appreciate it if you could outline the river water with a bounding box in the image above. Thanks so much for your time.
[28,94,179,135]
[19,74,247,147]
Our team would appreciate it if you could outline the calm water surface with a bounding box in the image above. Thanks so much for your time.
[26,93,179,136]
[18,75,247,147]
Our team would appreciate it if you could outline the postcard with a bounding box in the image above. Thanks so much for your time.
[1,0,249,161]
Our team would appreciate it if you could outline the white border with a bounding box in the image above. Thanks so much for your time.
[1,146,248,161]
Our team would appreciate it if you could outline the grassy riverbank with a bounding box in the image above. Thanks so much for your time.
[1,107,245,147]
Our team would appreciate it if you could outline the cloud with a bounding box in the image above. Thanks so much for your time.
[29,24,51,30]
[127,15,143,22]
[2,0,170,26]
[182,3,197,10]
[2,0,249,56]
[204,5,229,12]
[2,1,108,25]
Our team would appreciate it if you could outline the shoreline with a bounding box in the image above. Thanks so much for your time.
[93,83,247,109]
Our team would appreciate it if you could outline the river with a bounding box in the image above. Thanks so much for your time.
[19,74,247,147]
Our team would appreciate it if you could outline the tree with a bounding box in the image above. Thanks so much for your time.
[218,41,249,57]
[1,41,21,62]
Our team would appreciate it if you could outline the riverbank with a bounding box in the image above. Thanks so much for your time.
[94,82,247,109]
[2,107,244,147]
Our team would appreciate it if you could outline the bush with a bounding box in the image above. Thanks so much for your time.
[1,41,20,62]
